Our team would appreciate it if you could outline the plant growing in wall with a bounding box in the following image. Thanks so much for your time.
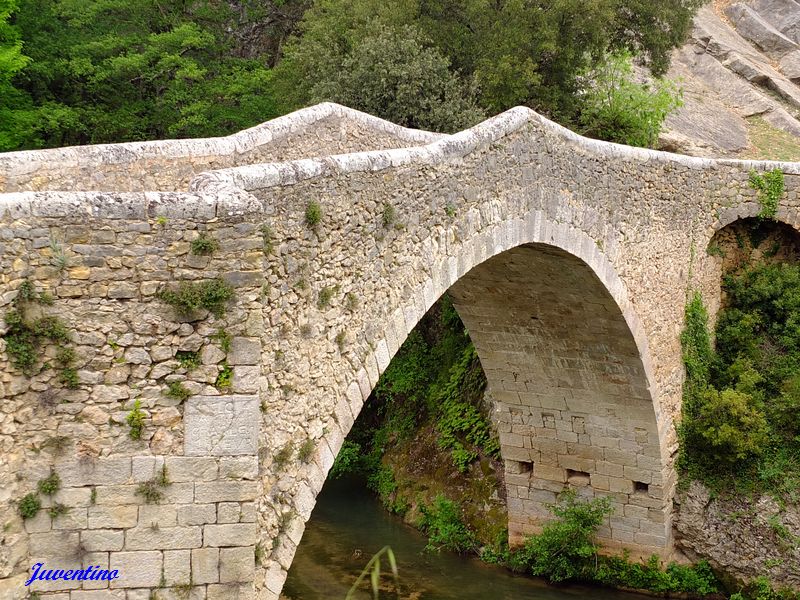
[157,279,234,318]
[190,233,219,256]
[18,493,41,520]
[126,400,146,440]
[3,279,77,386]
[305,201,323,229]
[749,168,784,220]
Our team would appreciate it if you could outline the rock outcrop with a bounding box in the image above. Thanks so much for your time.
[662,2,800,157]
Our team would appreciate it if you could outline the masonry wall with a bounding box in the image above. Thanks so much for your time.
[2,104,800,600]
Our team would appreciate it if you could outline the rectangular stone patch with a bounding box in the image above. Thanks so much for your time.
[184,395,259,456]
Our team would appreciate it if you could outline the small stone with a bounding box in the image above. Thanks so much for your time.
[201,344,226,365]
[228,337,260,365]
[124,347,152,365]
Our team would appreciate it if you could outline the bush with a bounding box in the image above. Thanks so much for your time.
[693,387,769,465]
[306,24,484,133]
[578,52,682,148]
[514,490,613,582]
[157,279,234,318]
[126,400,146,440]
[418,495,477,553]
[304,201,322,229]
[18,492,40,519]
[190,233,219,256]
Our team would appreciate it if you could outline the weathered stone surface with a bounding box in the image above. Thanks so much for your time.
[191,547,219,584]
[109,551,162,588]
[203,523,257,547]
[184,395,259,456]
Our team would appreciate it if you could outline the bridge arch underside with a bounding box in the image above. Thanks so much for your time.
[448,243,671,558]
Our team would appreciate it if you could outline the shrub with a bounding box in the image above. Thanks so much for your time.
[381,203,396,228]
[157,279,234,317]
[304,201,322,229]
[166,381,191,402]
[693,387,769,466]
[297,438,315,463]
[175,350,200,370]
[515,490,613,583]
[329,440,363,479]
[37,472,60,495]
[215,363,233,389]
[273,443,293,469]
[126,400,146,440]
[418,495,477,553]
[749,169,784,220]
[317,286,335,309]
[18,493,41,519]
[578,52,682,148]
[190,233,219,256]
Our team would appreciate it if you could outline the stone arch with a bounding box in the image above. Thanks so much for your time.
[696,211,800,324]
[300,213,671,585]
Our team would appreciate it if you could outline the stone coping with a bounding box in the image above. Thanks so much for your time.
[0,102,444,178]
[189,106,800,193]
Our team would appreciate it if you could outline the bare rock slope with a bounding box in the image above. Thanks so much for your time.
[662,1,800,159]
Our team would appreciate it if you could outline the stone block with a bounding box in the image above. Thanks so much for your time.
[164,549,191,586]
[192,547,220,584]
[219,456,258,480]
[219,546,255,583]
[81,551,110,590]
[71,591,126,599]
[217,503,241,524]
[88,506,139,529]
[228,337,260,365]
[138,504,178,528]
[207,583,257,599]
[203,523,257,547]
[178,503,217,526]
[52,507,88,530]
[231,366,261,393]
[124,526,202,550]
[184,395,259,456]
[533,464,566,483]
[81,529,124,552]
[94,485,139,506]
[56,458,132,486]
[195,482,258,503]
[109,551,163,588]
[29,531,80,557]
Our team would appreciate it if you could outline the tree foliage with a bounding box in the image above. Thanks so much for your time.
[1,0,280,150]
[276,0,698,129]
[305,23,483,132]
[679,255,800,495]
[578,52,683,147]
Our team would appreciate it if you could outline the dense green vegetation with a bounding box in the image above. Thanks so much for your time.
[1,0,695,150]
[679,247,800,498]
[329,296,499,493]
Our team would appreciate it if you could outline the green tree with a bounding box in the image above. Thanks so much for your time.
[0,0,30,148]
[577,52,683,148]
[2,0,280,150]
[276,0,700,125]
[307,23,483,132]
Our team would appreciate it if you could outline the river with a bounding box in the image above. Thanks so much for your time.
[283,477,652,600]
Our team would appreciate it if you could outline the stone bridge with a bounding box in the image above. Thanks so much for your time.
[1,102,799,600]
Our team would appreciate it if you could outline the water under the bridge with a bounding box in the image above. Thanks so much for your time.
[283,477,651,600]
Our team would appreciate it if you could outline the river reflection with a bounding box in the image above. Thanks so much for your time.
[283,477,651,600]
